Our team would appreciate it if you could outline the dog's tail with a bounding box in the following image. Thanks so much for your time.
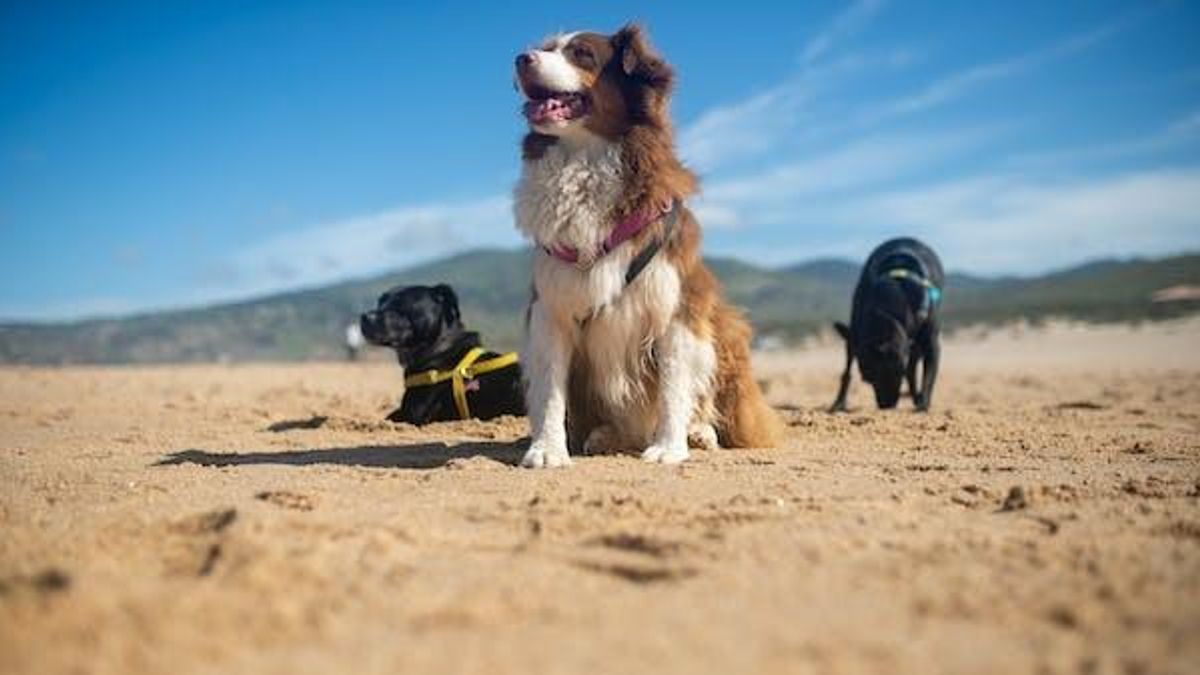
[712,305,784,448]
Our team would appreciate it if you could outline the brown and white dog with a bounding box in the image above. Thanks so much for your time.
[513,24,781,467]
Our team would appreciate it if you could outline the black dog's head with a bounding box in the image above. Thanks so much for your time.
[360,284,462,366]
[837,281,913,409]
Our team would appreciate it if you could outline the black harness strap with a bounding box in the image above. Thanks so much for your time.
[577,200,682,329]
[623,199,680,286]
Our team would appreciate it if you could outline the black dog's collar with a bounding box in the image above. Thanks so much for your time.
[882,267,942,305]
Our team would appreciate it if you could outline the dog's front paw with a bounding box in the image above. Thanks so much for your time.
[642,442,689,465]
[521,440,572,469]
[687,424,719,451]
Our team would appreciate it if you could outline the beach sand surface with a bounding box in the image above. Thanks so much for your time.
[2,320,1198,674]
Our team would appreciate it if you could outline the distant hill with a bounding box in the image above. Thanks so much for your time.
[1,249,1197,364]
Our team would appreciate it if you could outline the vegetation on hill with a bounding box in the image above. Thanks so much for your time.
[0,250,1196,364]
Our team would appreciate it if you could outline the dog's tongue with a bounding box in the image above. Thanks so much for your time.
[524,94,584,124]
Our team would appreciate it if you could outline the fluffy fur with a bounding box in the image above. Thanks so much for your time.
[513,24,781,467]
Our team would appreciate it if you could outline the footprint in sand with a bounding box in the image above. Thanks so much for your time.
[572,532,701,585]
[0,568,71,596]
[255,490,316,511]
[164,507,238,577]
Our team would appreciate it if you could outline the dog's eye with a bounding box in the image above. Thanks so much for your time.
[568,44,595,68]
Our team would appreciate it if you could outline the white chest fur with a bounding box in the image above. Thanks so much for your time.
[514,140,624,258]
[515,140,683,415]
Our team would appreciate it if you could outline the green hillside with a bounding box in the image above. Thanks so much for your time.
[0,249,1196,364]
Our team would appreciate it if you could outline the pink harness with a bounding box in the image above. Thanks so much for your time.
[543,202,674,265]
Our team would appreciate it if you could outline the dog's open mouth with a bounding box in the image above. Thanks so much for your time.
[523,86,589,125]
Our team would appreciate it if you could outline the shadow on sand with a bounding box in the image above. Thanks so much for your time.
[156,439,528,470]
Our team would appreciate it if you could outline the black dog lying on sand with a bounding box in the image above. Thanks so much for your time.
[359,284,525,424]
[831,237,944,412]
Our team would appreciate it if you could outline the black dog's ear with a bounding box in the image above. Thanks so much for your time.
[834,322,850,341]
[612,23,672,91]
[432,284,461,326]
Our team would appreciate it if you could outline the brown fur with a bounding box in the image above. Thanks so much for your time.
[606,25,780,448]
[520,23,782,450]
[711,302,785,447]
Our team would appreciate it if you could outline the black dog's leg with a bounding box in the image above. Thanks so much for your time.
[906,350,920,402]
[915,335,940,412]
[830,323,854,413]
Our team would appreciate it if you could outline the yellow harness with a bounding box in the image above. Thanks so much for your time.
[403,347,520,420]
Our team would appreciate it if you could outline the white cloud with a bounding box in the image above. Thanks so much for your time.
[860,168,1200,272]
[678,1,897,172]
[706,168,1200,274]
[676,6,1197,274]
[679,86,799,172]
[680,11,1134,175]
[2,196,520,320]
[678,48,919,172]
[208,195,518,298]
[693,128,998,229]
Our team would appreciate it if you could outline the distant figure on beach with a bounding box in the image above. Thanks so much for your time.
[345,321,365,361]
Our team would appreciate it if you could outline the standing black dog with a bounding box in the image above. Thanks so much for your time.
[830,237,944,412]
[359,284,525,424]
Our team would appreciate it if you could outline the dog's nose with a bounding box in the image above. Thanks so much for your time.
[515,51,536,69]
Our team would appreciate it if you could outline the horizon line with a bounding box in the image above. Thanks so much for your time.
[1,246,1195,327]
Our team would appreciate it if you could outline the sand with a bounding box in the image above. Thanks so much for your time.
[1,320,1198,675]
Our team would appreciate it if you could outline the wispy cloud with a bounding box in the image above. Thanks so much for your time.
[693,127,1000,229]
[863,168,1200,272]
[678,48,918,172]
[203,195,517,299]
[681,9,1138,175]
[1169,110,1200,136]
[676,3,1200,276]
[865,18,1128,122]
[680,85,805,172]
[706,167,1200,274]
[800,0,888,66]
[1008,112,1200,168]
[679,0,896,171]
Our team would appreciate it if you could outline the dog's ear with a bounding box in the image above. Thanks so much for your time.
[834,322,850,341]
[432,284,461,326]
[612,23,672,91]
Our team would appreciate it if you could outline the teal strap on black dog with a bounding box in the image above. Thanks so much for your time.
[885,267,941,305]
[883,267,942,321]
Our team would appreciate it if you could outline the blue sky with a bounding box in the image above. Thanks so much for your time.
[1,1,1198,320]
